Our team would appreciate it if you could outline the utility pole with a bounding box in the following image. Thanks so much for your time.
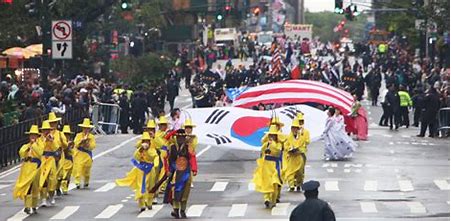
[40,0,51,91]
[298,0,304,24]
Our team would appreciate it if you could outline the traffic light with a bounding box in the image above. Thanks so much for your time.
[2,0,13,4]
[334,0,343,14]
[216,13,223,21]
[120,0,131,11]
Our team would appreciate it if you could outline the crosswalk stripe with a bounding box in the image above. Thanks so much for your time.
[248,183,255,191]
[94,182,116,192]
[405,202,426,213]
[95,204,123,219]
[0,184,9,190]
[398,180,414,192]
[434,180,450,190]
[325,181,339,191]
[186,204,207,217]
[360,202,378,213]
[50,206,80,219]
[6,210,29,221]
[364,180,378,191]
[210,181,228,192]
[326,169,334,173]
[228,204,247,217]
[271,203,290,216]
[137,205,164,218]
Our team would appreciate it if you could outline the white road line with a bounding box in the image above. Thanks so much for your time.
[398,180,414,192]
[121,199,128,202]
[186,204,207,217]
[248,183,255,191]
[434,180,450,190]
[331,163,337,167]
[344,169,351,173]
[406,202,426,213]
[137,205,164,218]
[327,169,334,173]
[95,204,123,219]
[389,142,394,145]
[344,163,362,168]
[93,136,140,160]
[94,182,116,192]
[68,183,77,191]
[210,181,228,192]
[271,203,290,216]
[228,204,247,217]
[360,202,378,213]
[196,145,212,158]
[50,206,80,219]
[401,135,410,138]
[325,181,339,191]
[383,134,393,138]
[0,184,10,190]
[6,210,29,221]
[364,181,378,191]
[0,165,21,179]
[305,165,311,168]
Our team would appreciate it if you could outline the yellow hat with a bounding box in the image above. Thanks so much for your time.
[182,119,196,128]
[158,116,168,125]
[78,118,94,128]
[47,112,62,122]
[270,117,284,127]
[141,132,152,141]
[144,120,156,129]
[62,125,73,134]
[40,121,52,130]
[297,112,304,121]
[291,119,301,128]
[25,125,40,135]
[265,125,281,135]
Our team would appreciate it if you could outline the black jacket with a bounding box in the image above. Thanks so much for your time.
[290,198,336,221]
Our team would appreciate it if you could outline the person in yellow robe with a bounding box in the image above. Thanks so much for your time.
[116,132,159,212]
[261,117,285,143]
[38,120,60,206]
[73,118,96,189]
[297,113,310,190]
[182,119,198,152]
[283,118,308,192]
[13,125,43,214]
[60,125,74,195]
[252,125,284,209]
[154,116,170,195]
[135,119,157,148]
[47,112,68,196]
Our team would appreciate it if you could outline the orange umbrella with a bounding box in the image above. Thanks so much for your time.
[2,47,37,59]
[25,44,43,55]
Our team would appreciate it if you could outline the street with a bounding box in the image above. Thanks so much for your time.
[0,89,449,221]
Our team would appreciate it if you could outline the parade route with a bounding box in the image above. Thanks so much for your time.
[0,98,449,221]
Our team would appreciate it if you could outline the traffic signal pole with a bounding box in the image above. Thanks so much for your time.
[40,0,51,91]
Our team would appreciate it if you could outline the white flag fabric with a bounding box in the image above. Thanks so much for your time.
[184,105,327,151]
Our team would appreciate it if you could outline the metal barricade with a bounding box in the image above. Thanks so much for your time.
[438,107,450,138]
[92,102,121,135]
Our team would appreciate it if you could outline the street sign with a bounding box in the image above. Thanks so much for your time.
[52,41,72,59]
[52,20,73,60]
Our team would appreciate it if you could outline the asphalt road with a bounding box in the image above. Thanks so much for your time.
[0,83,449,221]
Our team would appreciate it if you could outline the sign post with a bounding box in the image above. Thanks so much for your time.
[52,20,73,59]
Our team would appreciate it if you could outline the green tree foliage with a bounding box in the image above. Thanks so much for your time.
[305,11,368,42]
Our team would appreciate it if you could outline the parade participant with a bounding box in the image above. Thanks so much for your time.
[38,120,59,206]
[154,116,170,197]
[182,119,198,152]
[322,108,355,160]
[13,125,43,214]
[261,117,285,143]
[73,118,96,189]
[350,96,369,140]
[253,125,284,209]
[60,125,74,195]
[135,119,157,148]
[116,132,158,212]
[289,180,336,221]
[47,112,68,196]
[163,129,198,219]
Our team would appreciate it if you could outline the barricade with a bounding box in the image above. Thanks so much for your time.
[438,107,450,138]
[92,102,121,135]
[0,107,88,168]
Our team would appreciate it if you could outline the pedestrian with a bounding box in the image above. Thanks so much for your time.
[13,125,42,215]
[398,85,412,128]
[289,180,336,221]
[73,118,96,189]
[167,76,179,111]
[385,84,401,130]
[417,87,441,137]
[411,88,425,127]
[131,92,148,134]
[119,92,130,134]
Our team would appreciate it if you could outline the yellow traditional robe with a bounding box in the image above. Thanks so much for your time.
[38,135,59,191]
[252,140,283,193]
[73,133,96,185]
[13,141,43,200]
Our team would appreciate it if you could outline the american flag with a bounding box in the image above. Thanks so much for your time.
[271,46,282,75]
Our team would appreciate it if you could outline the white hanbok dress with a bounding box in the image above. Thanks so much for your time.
[322,116,356,160]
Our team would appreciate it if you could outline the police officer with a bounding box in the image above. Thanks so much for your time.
[289,180,336,221]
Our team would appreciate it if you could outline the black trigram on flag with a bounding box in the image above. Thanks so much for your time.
[206,133,232,145]
[205,109,230,124]
[280,107,302,119]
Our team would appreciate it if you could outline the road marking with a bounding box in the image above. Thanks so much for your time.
[228,204,247,217]
[327,169,334,173]
[398,180,414,192]
[248,183,255,191]
[210,181,228,192]
[196,145,212,158]
[95,204,123,219]
[364,181,378,191]
[0,184,9,190]
[0,165,21,179]
[360,202,378,213]
[322,163,337,168]
[389,142,394,145]
[137,205,164,218]
[325,181,339,191]
[186,204,207,217]
[271,203,290,216]
[401,135,410,138]
[383,134,393,138]
[50,206,80,219]
[121,199,128,202]
[93,136,140,160]
[68,183,77,191]
[434,180,450,190]
[344,163,362,168]
[6,210,29,221]
[390,150,395,154]
[406,202,426,213]
[94,182,116,192]
[305,165,311,168]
